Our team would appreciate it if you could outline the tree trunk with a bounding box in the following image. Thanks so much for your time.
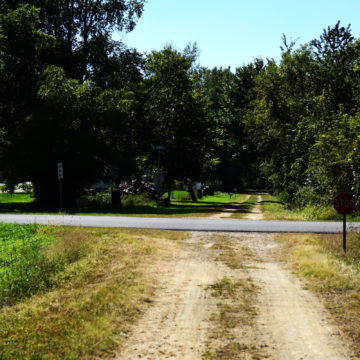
[188,183,197,202]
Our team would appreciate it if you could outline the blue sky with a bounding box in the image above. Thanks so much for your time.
[116,0,360,70]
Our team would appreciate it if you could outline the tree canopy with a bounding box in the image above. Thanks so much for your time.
[0,2,359,210]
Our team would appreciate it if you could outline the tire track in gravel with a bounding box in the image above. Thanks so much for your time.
[117,233,230,360]
[116,231,351,360]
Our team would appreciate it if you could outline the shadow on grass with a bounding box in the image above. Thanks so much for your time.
[231,202,258,214]
[79,201,236,216]
[0,199,247,217]
[260,200,283,205]
[0,201,58,214]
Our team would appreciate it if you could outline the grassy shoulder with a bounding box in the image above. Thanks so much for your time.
[261,193,360,221]
[0,224,186,359]
[274,232,360,356]
[0,191,249,217]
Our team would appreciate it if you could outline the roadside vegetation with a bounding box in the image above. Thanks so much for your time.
[261,194,360,221]
[275,232,360,356]
[0,223,185,359]
[0,190,250,217]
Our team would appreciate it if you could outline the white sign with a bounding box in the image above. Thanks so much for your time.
[57,162,64,180]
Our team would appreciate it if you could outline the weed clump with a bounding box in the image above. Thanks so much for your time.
[0,224,61,305]
[0,224,90,306]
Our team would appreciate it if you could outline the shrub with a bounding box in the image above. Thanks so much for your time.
[87,190,112,207]
[121,193,152,207]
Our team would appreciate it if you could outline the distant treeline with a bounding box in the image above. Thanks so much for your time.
[0,1,358,208]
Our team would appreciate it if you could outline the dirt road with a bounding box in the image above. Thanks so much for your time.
[207,195,251,219]
[243,194,263,220]
[116,232,351,359]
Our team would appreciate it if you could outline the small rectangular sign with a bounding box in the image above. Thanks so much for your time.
[152,145,166,150]
[57,162,64,180]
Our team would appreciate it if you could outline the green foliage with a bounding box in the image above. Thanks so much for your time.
[1,2,359,214]
[121,193,152,207]
[244,22,360,207]
[195,62,263,191]
[0,2,146,209]
[86,191,152,208]
[89,190,112,206]
[145,45,214,188]
[0,224,61,305]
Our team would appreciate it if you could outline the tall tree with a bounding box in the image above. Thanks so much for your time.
[0,0,146,81]
[195,62,263,191]
[145,46,213,202]
[0,5,55,186]
[0,2,146,207]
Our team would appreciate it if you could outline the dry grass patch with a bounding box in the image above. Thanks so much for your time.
[204,276,266,359]
[211,234,255,269]
[204,234,269,359]
[0,227,185,360]
[275,233,360,356]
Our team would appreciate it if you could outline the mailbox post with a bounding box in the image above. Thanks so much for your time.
[334,192,356,253]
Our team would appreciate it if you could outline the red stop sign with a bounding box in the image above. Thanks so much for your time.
[334,193,356,214]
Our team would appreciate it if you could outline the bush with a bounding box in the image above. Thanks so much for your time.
[85,191,153,209]
[121,193,152,207]
[87,190,112,207]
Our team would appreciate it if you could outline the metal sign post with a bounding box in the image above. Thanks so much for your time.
[57,162,64,212]
[152,146,165,213]
[334,192,356,253]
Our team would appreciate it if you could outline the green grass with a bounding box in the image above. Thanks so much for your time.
[80,192,247,217]
[164,190,247,203]
[0,193,38,214]
[0,224,61,305]
[0,191,250,217]
[0,225,186,359]
[0,193,34,203]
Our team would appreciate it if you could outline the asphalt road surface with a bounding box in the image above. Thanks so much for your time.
[0,214,359,233]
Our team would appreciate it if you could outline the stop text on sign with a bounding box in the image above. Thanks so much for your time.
[334,193,356,214]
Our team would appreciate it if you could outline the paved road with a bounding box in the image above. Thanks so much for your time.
[0,214,359,233]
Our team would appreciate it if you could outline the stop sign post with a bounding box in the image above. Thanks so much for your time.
[334,192,356,252]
